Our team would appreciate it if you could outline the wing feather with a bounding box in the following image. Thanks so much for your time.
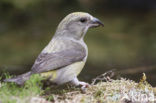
[31,47,86,73]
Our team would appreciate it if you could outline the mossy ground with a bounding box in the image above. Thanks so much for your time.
[0,74,43,103]
[0,73,155,103]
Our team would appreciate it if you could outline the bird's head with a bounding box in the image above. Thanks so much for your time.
[54,12,104,40]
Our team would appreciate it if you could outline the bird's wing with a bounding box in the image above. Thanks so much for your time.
[31,47,86,73]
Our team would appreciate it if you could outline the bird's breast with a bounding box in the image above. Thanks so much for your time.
[52,61,86,84]
[40,61,85,85]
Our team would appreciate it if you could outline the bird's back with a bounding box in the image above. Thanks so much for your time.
[42,37,87,55]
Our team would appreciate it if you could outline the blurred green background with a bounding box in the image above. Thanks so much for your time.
[0,0,156,85]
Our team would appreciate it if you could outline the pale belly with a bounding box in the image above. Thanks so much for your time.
[40,61,85,85]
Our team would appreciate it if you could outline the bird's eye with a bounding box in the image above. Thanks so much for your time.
[80,18,87,23]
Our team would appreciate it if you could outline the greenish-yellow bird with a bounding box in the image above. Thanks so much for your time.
[4,12,104,87]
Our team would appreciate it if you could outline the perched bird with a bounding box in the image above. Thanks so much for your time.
[4,12,104,88]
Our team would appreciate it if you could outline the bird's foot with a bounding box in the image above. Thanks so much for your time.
[71,77,89,92]
[78,81,89,92]
[78,81,89,88]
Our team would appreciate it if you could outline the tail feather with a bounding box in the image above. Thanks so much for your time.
[4,72,32,85]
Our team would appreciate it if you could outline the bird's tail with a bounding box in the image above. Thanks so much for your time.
[4,71,32,85]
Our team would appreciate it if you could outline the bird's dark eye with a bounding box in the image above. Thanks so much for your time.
[80,18,87,23]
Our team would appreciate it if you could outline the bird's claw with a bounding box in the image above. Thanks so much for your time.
[78,82,90,93]
[71,77,89,92]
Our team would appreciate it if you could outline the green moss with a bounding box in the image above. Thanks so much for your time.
[0,73,155,103]
[0,74,43,103]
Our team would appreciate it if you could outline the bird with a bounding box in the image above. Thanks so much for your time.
[4,12,104,88]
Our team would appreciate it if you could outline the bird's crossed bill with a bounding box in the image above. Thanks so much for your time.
[4,12,104,88]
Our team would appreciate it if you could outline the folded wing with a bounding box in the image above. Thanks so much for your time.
[31,47,86,73]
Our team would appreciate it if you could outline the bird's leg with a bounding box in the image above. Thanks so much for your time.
[71,77,89,89]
